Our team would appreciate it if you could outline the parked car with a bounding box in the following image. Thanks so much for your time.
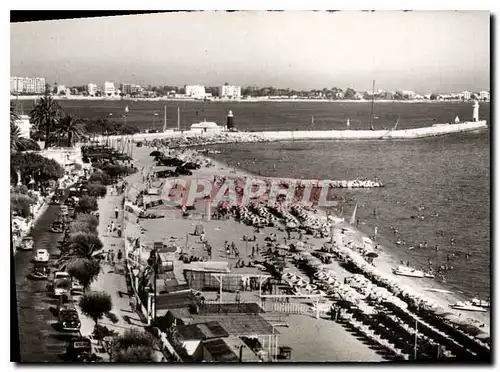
[53,271,72,297]
[50,196,61,205]
[18,236,34,251]
[50,220,65,233]
[58,307,81,332]
[31,262,49,280]
[71,280,84,294]
[35,249,50,263]
[66,337,99,362]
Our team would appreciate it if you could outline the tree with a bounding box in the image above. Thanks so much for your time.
[344,87,357,99]
[78,195,99,213]
[10,152,64,186]
[29,94,61,149]
[67,258,101,291]
[55,114,86,147]
[393,91,404,100]
[57,232,104,269]
[79,291,112,324]
[113,346,155,362]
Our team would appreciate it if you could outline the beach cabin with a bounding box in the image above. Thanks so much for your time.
[190,121,223,134]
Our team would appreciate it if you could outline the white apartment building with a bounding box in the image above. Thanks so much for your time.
[185,85,206,98]
[220,84,241,99]
[104,81,117,96]
[10,76,46,94]
[462,91,472,100]
[87,83,98,96]
[57,85,68,95]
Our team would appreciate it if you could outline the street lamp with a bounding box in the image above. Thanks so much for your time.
[147,248,158,322]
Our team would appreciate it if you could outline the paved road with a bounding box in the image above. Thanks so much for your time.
[13,203,75,363]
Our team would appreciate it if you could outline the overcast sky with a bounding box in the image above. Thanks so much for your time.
[10,11,490,93]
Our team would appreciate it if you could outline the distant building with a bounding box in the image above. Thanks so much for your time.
[87,83,98,96]
[10,76,46,94]
[103,81,116,96]
[190,121,223,134]
[120,83,141,95]
[462,91,472,100]
[57,85,68,95]
[479,91,490,101]
[220,84,241,99]
[185,85,206,99]
[401,90,416,99]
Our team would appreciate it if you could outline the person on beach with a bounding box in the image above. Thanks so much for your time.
[107,225,112,235]
[117,249,123,263]
[111,221,115,232]
[110,251,115,264]
[114,207,119,219]
[356,218,360,227]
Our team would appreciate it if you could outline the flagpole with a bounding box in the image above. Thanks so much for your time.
[163,105,167,132]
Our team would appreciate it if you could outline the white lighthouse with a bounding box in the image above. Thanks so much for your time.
[472,100,479,122]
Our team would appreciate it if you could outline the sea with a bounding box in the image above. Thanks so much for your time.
[17,99,491,299]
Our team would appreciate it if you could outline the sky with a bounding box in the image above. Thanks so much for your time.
[10,11,490,93]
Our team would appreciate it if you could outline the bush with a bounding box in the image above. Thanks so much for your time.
[87,183,107,198]
[114,328,154,350]
[113,346,154,362]
[75,213,99,229]
[67,232,104,253]
[89,170,111,185]
[92,324,118,341]
[17,139,41,152]
[79,291,113,324]
[11,193,34,218]
[67,258,101,290]
[78,195,98,213]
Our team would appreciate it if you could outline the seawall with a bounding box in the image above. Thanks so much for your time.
[92,120,487,144]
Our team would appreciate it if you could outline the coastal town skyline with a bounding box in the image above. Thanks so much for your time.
[11,11,490,93]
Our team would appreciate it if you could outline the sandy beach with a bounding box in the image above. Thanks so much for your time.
[121,140,489,361]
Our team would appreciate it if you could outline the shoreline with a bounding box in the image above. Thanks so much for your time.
[187,150,490,333]
[122,141,489,359]
[10,95,489,105]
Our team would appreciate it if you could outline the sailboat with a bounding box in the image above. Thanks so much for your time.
[346,118,350,128]
[393,117,400,130]
[349,203,358,225]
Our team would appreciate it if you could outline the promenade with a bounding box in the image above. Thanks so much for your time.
[73,185,165,362]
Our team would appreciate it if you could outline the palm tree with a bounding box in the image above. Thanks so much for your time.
[55,114,86,147]
[29,94,61,149]
[10,101,20,126]
[56,232,104,269]
[11,122,24,152]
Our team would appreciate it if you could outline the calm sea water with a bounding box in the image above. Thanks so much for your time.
[16,99,491,298]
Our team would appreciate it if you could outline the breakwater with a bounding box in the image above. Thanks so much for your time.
[93,120,487,146]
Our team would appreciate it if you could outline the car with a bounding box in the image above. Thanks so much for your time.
[50,221,65,233]
[35,249,50,263]
[66,337,92,361]
[71,280,84,294]
[18,236,34,251]
[58,308,81,332]
[50,196,61,205]
[53,271,72,297]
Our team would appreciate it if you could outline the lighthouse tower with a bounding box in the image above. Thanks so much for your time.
[226,110,234,131]
[472,100,479,122]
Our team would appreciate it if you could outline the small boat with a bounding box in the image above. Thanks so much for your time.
[471,298,490,308]
[392,265,425,278]
[424,272,435,278]
[450,301,487,312]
